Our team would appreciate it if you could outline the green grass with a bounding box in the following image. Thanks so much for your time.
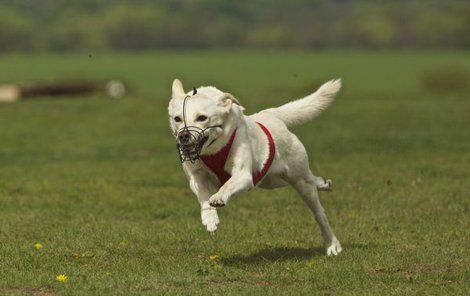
[0,51,469,295]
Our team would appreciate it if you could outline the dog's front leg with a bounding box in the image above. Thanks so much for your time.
[209,171,253,207]
[188,171,219,233]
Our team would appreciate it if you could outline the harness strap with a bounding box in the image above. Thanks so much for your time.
[200,122,275,187]
[200,130,237,186]
[252,123,275,185]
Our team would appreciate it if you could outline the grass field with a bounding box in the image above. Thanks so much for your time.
[0,51,469,295]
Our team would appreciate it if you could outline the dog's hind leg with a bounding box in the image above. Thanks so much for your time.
[284,138,341,255]
[314,176,332,192]
[290,175,342,255]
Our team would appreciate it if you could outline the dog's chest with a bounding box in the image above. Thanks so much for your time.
[200,122,275,187]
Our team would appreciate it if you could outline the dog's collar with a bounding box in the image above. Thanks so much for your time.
[200,122,275,187]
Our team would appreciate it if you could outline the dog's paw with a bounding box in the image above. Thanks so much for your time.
[201,208,219,233]
[317,178,332,192]
[208,195,226,207]
[325,238,342,256]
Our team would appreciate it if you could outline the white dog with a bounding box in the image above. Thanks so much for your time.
[168,78,342,255]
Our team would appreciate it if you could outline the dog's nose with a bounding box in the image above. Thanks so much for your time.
[178,130,192,144]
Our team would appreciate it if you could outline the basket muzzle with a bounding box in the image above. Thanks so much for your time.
[175,88,222,163]
[176,125,221,163]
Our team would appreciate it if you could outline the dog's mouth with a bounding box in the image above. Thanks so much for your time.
[178,135,208,159]
[176,126,219,163]
[206,137,218,148]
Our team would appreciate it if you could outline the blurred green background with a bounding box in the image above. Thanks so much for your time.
[0,0,469,52]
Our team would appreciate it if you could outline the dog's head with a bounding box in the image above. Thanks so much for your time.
[168,79,244,163]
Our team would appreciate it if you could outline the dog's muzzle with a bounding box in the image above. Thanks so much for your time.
[176,125,221,163]
[174,89,222,163]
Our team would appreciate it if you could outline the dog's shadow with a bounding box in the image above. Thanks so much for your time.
[222,246,324,266]
[222,243,369,266]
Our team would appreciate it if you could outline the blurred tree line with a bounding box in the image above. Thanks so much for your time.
[0,0,468,52]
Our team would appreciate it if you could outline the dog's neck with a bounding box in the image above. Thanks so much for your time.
[201,105,242,156]
[202,123,238,155]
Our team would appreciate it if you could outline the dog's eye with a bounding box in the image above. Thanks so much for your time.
[174,116,182,122]
[196,115,208,122]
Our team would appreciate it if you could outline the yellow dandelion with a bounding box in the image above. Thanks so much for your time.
[56,274,68,283]
[209,255,220,261]
[213,264,222,270]
[34,243,43,250]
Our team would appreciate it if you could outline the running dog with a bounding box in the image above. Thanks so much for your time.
[168,79,342,255]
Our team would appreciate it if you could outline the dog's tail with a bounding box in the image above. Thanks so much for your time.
[264,79,341,127]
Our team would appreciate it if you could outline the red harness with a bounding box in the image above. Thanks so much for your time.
[200,122,275,187]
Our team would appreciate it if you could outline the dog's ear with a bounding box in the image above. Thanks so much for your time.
[218,93,244,111]
[172,79,185,99]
